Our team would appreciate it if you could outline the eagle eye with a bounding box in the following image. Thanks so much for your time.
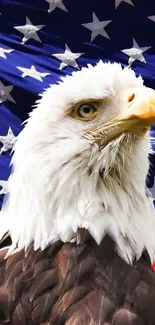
[72,103,98,121]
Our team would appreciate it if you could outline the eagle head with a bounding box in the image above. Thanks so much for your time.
[1,61,155,263]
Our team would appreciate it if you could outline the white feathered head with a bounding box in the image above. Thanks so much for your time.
[1,61,155,263]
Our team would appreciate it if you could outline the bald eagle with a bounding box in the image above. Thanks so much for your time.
[0,61,155,324]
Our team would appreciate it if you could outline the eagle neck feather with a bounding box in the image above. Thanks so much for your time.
[0,122,155,264]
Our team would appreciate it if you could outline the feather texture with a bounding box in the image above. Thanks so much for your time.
[0,229,154,324]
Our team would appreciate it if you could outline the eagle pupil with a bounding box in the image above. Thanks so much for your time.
[78,104,95,118]
[83,106,91,114]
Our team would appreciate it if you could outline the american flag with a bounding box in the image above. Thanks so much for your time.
[0,0,155,209]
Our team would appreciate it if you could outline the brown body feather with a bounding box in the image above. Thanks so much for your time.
[0,229,154,324]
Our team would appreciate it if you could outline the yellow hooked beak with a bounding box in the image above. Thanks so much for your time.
[88,87,155,145]
[122,87,155,123]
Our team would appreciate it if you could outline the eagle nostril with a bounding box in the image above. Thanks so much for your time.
[127,93,135,103]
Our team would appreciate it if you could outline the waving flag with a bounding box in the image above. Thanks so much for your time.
[0,0,155,208]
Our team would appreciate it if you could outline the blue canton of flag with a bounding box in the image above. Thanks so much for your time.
[0,0,155,208]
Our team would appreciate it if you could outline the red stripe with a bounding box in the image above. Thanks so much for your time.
[152,262,155,272]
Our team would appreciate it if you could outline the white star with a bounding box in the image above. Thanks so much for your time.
[14,17,45,44]
[0,128,17,155]
[45,0,68,13]
[82,12,111,42]
[0,81,16,104]
[148,16,155,22]
[17,65,50,82]
[115,0,134,9]
[0,180,8,195]
[52,44,84,70]
[121,39,151,66]
[0,47,14,59]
